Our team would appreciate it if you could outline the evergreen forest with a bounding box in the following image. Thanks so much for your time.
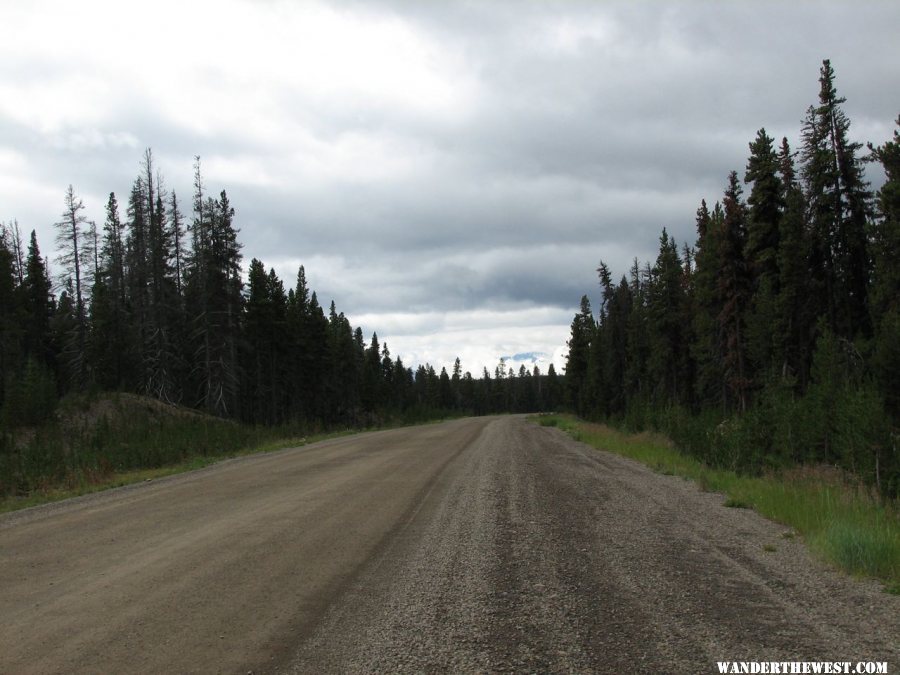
[565,61,900,498]
[1,59,897,503]
[0,153,561,445]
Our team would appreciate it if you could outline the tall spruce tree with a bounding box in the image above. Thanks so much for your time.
[691,200,725,408]
[800,59,872,339]
[775,138,811,385]
[243,258,270,423]
[325,301,359,423]
[361,332,382,413]
[89,192,133,389]
[624,259,651,405]
[286,266,318,420]
[183,160,243,416]
[206,190,243,416]
[868,117,900,417]
[0,224,21,406]
[646,229,688,406]
[144,155,181,402]
[305,290,330,420]
[565,295,594,415]
[125,176,149,382]
[22,231,54,369]
[241,260,289,424]
[718,172,752,412]
[744,129,783,377]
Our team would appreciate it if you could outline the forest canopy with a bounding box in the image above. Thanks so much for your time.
[0,153,561,439]
[565,60,900,497]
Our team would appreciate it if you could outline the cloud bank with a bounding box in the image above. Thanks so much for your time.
[1,0,897,375]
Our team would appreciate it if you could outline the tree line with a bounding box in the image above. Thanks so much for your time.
[566,61,899,497]
[1,152,563,433]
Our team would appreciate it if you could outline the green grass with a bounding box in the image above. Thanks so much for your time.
[0,430,341,514]
[0,392,457,514]
[534,414,900,590]
[0,422,405,515]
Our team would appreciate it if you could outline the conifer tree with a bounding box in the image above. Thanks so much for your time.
[286,266,320,420]
[125,175,150,385]
[438,366,452,409]
[800,59,872,339]
[89,192,134,389]
[182,161,243,416]
[7,220,25,285]
[169,191,186,298]
[605,275,633,415]
[459,368,475,412]
[205,190,243,416]
[775,138,811,385]
[304,291,330,420]
[266,268,289,422]
[868,117,900,325]
[586,262,613,417]
[565,295,594,415]
[392,354,413,411]
[0,225,21,406]
[868,117,900,416]
[691,200,725,408]
[240,261,289,424]
[361,332,382,413]
[624,259,651,405]
[143,156,181,403]
[22,231,54,369]
[243,258,270,423]
[546,362,560,411]
[183,158,209,408]
[325,302,360,423]
[745,129,783,281]
[54,186,90,388]
[718,172,752,412]
[451,356,462,407]
[744,129,783,377]
[646,229,688,405]
[51,279,78,388]
[381,343,395,409]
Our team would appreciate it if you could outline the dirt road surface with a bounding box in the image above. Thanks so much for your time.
[1,416,897,673]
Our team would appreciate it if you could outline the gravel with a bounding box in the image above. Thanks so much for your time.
[287,417,899,674]
[2,416,896,674]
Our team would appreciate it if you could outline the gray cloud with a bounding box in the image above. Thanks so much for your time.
[1,0,897,373]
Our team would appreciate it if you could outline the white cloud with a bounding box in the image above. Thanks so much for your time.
[1,0,898,381]
[375,319,571,378]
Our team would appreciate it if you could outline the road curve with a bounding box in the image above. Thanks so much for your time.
[1,416,897,673]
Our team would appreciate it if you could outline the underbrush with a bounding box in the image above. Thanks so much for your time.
[0,392,442,513]
[535,414,900,591]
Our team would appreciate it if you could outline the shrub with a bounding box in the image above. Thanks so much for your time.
[1,359,58,429]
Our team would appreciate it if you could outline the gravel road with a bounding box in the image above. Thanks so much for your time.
[1,416,897,674]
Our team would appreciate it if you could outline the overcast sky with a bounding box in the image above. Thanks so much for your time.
[1,1,898,376]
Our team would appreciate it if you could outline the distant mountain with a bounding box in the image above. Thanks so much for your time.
[499,352,552,368]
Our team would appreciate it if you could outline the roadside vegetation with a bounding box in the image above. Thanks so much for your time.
[1,145,563,510]
[1,392,300,513]
[0,151,562,447]
[565,62,900,505]
[0,391,460,514]
[537,414,900,592]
